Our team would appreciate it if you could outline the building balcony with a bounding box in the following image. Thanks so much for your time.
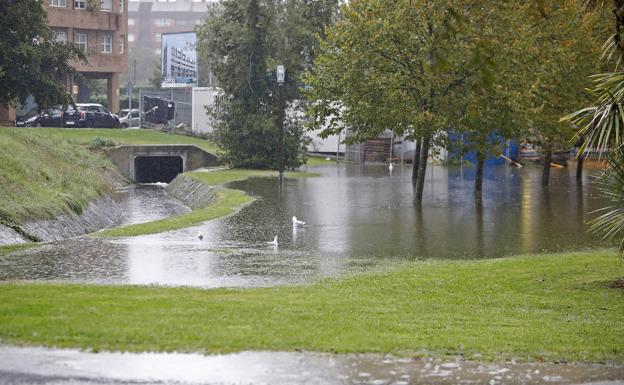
[47,7,123,32]
[72,52,128,74]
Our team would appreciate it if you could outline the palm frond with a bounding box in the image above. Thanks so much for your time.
[589,144,624,255]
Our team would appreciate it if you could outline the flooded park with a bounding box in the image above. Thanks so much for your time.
[3,162,624,385]
[0,162,610,287]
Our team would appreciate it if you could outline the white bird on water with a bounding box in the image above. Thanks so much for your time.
[197,231,204,240]
[292,216,306,227]
[389,162,394,171]
[267,235,278,246]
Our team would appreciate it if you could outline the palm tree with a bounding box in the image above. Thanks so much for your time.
[562,0,624,253]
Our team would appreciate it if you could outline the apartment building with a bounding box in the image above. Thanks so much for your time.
[127,0,215,53]
[45,0,129,113]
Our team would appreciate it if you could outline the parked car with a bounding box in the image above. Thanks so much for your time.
[29,108,64,127]
[119,109,141,128]
[14,111,37,127]
[63,103,120,128]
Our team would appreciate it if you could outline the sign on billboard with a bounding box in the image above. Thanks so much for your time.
[161,32,197,88]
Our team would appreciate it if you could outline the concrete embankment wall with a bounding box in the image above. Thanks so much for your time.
[165,173,218,209]
[0,196,123,245]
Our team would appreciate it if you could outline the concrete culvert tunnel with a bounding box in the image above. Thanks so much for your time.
[134,156,184,183]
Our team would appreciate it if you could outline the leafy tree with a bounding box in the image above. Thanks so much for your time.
[0,0,84,109]
[522,1,605,187]
[445,3,529,199]
[304,0,522,204]
[197,0,337,170]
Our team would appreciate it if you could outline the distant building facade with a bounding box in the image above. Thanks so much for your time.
[1,0,129,124]
[128,0,215,52]
[44,0,129,113]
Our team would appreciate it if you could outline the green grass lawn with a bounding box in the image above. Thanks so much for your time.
[0,251,622,363]
[17,127,218,153]
[0,243,40,257]
[98,169,319,237]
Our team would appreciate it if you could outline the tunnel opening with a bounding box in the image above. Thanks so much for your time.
[134,156,183,183]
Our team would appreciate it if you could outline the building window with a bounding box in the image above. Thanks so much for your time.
[128,18,135,26]
[49,0,67,7]
[74,0,86,9]
[55,30,68,42]
[119,0,124,12]
[128,33,135,42]
[155,33,161,42]
[75,32,87,51]
[100,0,112,11]
[119,36,125,54]
[101,35,112,53]
[154,18,172,27]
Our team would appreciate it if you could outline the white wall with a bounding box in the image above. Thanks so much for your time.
[191,87,221,135]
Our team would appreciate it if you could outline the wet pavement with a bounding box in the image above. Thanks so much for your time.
[0,163,611,288]
[0,346,622,385]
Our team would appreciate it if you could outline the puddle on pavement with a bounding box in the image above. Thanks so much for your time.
[0,346,622,385]
[0,164,612,288]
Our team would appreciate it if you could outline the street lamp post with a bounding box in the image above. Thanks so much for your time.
[276,65,286,181]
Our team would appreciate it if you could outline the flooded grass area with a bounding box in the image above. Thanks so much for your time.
[97,169,317,238]
[0,163,614,287]
[1,251,622,363]
[98,189,252,238]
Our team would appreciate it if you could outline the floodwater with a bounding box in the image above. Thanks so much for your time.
[1,346,622,385]
[115,183,191,226]
[0,163,611,288]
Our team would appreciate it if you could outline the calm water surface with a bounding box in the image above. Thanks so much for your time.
[0,163,610,287]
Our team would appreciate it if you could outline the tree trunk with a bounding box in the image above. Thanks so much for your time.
[415,135,431,206]
[575,136,584,182]
[412,138,421,181]
[542,146,552,188]
[576,153,584,182]
[475,151,485,202]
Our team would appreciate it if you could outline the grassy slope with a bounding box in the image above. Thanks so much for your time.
[20,127,218,153]
[0,251,622,362]
[0,126,219,226]
[98,169,319,237]
[0,128,115,224]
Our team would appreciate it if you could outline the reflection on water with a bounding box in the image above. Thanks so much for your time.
[116,184,191,226]
[0,164,610,288]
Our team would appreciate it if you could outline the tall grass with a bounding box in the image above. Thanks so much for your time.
[0,128,116,224]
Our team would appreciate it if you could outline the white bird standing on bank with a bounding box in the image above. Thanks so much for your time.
[292,216,306,227]
[267,235,278,246]
[197,231,204,240]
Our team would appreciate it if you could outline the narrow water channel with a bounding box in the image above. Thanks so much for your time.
[0,163,610,288]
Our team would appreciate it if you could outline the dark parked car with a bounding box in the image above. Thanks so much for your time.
[63,103,120,128]
[14,111,37,127]
[30,108,64,127]
[15,108,64,127]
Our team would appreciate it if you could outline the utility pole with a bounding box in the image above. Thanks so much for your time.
[276,65,286,181]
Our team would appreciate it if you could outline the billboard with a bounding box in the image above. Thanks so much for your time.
[161,32,197,88]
